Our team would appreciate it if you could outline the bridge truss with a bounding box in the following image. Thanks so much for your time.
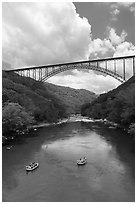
[5,55,135,83]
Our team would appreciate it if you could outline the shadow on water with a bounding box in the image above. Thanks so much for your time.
[82,122,135,178]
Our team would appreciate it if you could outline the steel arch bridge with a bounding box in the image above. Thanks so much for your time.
[5,55,135,83]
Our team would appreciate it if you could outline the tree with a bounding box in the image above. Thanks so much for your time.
[2,102,34,136]
[117,87,135,125]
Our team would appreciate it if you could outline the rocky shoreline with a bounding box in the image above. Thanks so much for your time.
[2,117,69,145]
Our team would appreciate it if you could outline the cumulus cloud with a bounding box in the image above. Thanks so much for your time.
[2,3,134,94]
[107,27,127,45]
[113,41,135,79]
[89,27,135,81]
[89,27,132,59]
[114,41,135,57]
[89,38,115,58]
[2,2,92,68]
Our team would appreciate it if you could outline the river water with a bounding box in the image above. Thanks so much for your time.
[2,116,135,202]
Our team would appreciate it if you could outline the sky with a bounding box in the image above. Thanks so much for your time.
[2,2,135,94]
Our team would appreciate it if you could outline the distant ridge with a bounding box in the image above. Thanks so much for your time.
[44,82,97,114]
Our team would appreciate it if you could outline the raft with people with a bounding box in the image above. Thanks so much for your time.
[77,157,87,165]
[26,162,39,171]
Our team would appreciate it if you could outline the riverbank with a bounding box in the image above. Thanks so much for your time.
[3,118,135,202]
[2,115,134,145]
[91,118,135,137]
[2,117,70,145]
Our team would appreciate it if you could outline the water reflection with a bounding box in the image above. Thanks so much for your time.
[83,122,135,178]
[3,120,134,202]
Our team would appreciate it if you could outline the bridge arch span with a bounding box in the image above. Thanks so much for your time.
[5,55,135,83]
[41,64,125,83]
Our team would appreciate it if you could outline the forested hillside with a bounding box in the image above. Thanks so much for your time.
[44,83,96,114]
[2,71,96,136]
[81,76,135,132]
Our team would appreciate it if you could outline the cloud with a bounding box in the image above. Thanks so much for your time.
[116,2,134,8]
[90,26,135,58]
[47,69,121,94]
[89,37,115,59]
[2,3,134,94]
[89,27,129,58]
[112,8,120,16]
[110,2,135,11]
[113,41,135,79]
[118,2,135,14]
[89,27,134,81]
[129,6,135,13]
[110,8,120,21]
[113,41,135,57]
[107,27,127,45]
[2,2,92,68]
[109,2,135,21]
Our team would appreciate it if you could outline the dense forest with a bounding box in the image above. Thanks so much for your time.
[2,71,66,136]
[44,82,96,114]
[81,76,135,135]
[2,71,96,137]
[3,70,134,138]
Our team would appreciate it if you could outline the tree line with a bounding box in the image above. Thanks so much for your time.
[81,76,135,135]
[2,71,67,137]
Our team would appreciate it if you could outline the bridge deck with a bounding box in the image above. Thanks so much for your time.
[5,55,135,72]
[4,55,135,83]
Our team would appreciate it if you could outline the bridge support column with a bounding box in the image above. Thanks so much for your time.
[27,70,28,77]
[105,61,107,70]
[133,57,135,75]
[32,69,35,79]
[39,69,41,80]
[114,60,116,74]
[44,68,47,77]
[123,59,125,80]
[52,67,55,72]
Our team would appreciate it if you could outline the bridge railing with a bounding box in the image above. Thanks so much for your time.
[4,55,135,83]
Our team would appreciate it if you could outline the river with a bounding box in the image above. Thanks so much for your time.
[2,116,135,202]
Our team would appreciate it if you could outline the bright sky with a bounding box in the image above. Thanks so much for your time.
[2,2,135,94]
